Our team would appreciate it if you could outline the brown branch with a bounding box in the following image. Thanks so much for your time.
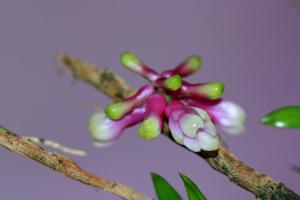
[0,126,151,200]
[56,54,134,101]
[58,53,300,200]
[206,148,300,200]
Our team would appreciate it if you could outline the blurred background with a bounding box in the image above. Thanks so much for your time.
[0,0,299,199]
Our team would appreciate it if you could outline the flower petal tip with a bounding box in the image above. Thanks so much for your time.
[105,102,129,120]
[186,55,202,72]
[138,117,161,140]
[198,133,219,151]
[88,112,121,142]
[164,75,182,91]
[200,82,225,100]
[120,51,142,71]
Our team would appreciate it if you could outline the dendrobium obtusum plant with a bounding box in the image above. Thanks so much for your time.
[88,52,246,152]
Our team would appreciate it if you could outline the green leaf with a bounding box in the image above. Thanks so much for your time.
[151,172,182,200]
[179,173,207,200]
[260,106,300,128]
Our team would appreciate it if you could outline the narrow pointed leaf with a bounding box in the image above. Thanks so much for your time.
[261,106,300,128]
[179,173,207,200]
[151,172,182,200]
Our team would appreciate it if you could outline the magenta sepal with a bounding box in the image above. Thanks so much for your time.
[105,85,154,120]
[90,106,146,144]
[161,55,201,78]
[140,64,161,82]
[120,52,160,82]
[130,85,155,103]
[185,98,246,135]
[184,98,221,123]
[138,93,167,140]
[144,93,166,124]
[180,81,224,100]
[164,100,184,118]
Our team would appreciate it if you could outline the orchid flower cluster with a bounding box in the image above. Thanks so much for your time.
[88,52,246,152]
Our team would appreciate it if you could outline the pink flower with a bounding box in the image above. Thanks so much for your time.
[88,52,247,150]
[165,101,219,152]
[187,99,246,135]
[88,106,145,147]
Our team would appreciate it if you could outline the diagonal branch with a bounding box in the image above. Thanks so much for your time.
[56,54,134,101]
[58,53,300,200]
[0,126,151,200]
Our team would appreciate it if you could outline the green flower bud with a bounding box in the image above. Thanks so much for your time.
[120,52,142,72]
[200,82,224,100]
[164,75,182,91]
[186,55,202,73]
[105,102,130,120]
[138,117,161,140]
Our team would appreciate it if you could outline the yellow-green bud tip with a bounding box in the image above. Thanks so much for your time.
[164,75,182,91]
[138,117,161,140]
[186,55,202,72]
[120,52,142,71]
[200,82,225,100]
[105,102,129,120]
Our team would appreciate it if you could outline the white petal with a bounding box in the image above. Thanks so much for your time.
[170,108,185,122]
[183,137,201,152]
[193,107,210,121]
[204,121,217,137]
[214,101,246,126]
[169,118,184,144]
[198,132,219,151]
[88,112,106,132]
[179,113,203,138]
[88,112,121,141]
[209,101,246,135]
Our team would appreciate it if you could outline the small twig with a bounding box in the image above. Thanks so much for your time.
[0,125,151,200]
[23,136,87,157]
[59,53,300,200]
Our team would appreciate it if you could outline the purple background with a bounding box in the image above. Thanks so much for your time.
[0,1,299,199]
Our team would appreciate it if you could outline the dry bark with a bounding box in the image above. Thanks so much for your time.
[0,125,151,200]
